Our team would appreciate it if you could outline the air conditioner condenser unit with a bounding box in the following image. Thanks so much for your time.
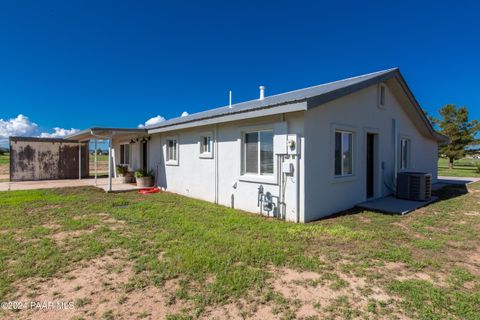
[396,172,432,201]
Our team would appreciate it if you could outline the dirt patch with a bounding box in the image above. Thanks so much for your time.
[199,267,395,319]
[377,262,449,287]
[274,267,389,309]
[48,229,96,242]
[6,251,189,320]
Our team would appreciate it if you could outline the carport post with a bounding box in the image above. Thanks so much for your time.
[94,139,98,186]
[108,138,113,192]
[78,142,82,180]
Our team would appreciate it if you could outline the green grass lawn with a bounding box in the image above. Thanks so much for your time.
[0,183,480,319]
[0,153,9,165]
[438,157,480,177]
[89,153,108,162]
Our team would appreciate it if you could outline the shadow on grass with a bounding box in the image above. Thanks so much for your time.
[433,183,469,201]
[311,183,471,223]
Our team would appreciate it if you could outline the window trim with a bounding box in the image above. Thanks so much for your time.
[378,83,386,109]
[242,130,274,176]
[119,143,130,166]
[239,125,277,185]
[165,136,179,166]
[335,130,354,177]
[330,123,358,183]
[199,132,214,159]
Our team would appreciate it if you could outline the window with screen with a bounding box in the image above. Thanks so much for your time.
[244,130,273,175]
[167,139,178,162]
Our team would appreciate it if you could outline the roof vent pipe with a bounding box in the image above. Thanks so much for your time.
[229,90,232,108]
[259,86,265,100]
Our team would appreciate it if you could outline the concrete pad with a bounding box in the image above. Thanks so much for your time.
[97,182,142,193]
[433,176,480,191]
[0,178,142,193]
[357,196,438,215]
[437,176,480,184]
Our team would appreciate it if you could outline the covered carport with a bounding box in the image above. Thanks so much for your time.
[66,127,147,192]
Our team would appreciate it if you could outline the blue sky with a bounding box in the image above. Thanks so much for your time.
[0,0,479,146]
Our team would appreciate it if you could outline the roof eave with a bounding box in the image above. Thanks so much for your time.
[65,127,147,141]
[147,101,308,134]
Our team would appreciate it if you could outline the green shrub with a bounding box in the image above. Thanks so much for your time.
[116,165,129,176]
[134,169,154,178]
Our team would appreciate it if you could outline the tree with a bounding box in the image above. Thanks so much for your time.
[431,105,480,169]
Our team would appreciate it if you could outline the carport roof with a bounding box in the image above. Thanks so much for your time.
[66,127,146,141]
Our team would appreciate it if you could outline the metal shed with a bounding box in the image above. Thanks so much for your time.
[9,137,89,181]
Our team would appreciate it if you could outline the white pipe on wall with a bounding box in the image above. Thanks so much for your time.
[392,118,398,192]
[108,138,113,192]
[214,124,219,204]
[94,139,98,186]
[78,142,82,180]
[295,154,300,223]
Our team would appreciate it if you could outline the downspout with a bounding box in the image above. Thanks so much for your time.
[214,124,219,204]
[392,119,398,193]
[94,139,97,186]
[108,139,112,192]
[295,153,300,223]
[78,142,82,180]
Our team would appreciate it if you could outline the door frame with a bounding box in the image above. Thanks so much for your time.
[141,140,148,171]
[363,128,381,200]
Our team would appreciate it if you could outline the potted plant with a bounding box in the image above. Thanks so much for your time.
[116,165,133,183]
[134,169,155,188]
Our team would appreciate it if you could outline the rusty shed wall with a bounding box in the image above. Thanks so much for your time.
[9,138,89,181]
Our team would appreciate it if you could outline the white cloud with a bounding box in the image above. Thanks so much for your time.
[138,115,166,128]
[39,127,80,138]
[181,111,189,117]
[0,114,39,146]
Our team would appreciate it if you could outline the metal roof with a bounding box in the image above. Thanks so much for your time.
[146,68,399,130]
[65,67,447,143]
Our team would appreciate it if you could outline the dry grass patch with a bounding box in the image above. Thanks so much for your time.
[7,251,191,320]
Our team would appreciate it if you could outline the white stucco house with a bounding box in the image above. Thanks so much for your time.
[68,68,446,222]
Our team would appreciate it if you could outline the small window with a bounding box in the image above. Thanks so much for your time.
[244,130,273,175]
[334,130,353,176]
[400,138,410,169]
[119,143,130,165]
[378,84,386,108]
[167,139,178,163]
[199,135,213,157]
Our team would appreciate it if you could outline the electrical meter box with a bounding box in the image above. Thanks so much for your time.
[287,134,300,155]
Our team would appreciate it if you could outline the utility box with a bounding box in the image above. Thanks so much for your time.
[274,122,288,155]
[9,137,89,181]
[282,161,294,174]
